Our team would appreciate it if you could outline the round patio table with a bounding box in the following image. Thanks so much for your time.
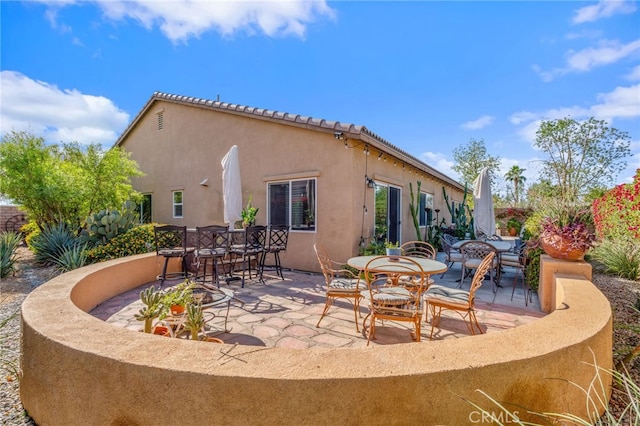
[347,255,447,276]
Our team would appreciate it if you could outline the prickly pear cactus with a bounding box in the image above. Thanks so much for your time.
[80,200,139,247]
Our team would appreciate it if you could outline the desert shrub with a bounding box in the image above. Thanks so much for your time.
[86,224,156,263]
[21,220,40,250]
[0,231,21,278]
[591,239,640,281]
[29,223,81,266]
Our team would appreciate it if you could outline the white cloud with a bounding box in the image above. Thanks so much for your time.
[625,65,640,81]
[566,39,640,72]
[572,0,637,24]
[38,0,336,42]
[420,151,458,181]
[0,70,129,146]
[591,84,640,120]
[533,39,640,81]
[461,115,494,130]
[509,111,537,126]
[565,29,603,40]
[509,84,640,160]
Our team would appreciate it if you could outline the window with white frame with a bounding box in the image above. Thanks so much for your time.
[172,191,183,218]
[268,179,316,231]
[418,192,434,226]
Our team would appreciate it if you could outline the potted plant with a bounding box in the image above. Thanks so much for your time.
[134,286,163,333]
[183,302,206,340]
[159,280,195,318]
[241,194,259,228]
[537,204,596,261]
[385,241,401,260]
[507,218,522,237]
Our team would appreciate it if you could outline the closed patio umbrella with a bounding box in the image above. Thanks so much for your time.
[221,145,242,230]
[473,167,495,238]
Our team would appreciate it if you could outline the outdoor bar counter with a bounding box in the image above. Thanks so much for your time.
[20,252,612,425]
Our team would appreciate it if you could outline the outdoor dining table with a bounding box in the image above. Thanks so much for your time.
[451,239,512,253]
[347,255,448,291]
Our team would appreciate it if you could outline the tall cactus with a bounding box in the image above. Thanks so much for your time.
[409,181,423,241]
[442,184,473,236]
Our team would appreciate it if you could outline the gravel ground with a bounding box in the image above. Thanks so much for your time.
[1,247,638,424]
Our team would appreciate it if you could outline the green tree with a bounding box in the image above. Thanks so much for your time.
[0,130,143,229]
[526,179,559,208]
[452,138,501,187]
[534,117,631,203]
[504,165,527,207]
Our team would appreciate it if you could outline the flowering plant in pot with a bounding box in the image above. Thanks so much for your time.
[537,205,596,261]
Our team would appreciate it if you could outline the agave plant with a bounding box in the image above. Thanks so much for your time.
[30,223,80,266]
[53,243,89,273]
[0,231,21,278]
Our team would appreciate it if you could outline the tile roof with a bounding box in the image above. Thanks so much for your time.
[114,91,463,190]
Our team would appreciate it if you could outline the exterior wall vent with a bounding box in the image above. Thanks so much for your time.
[157,111,164,130]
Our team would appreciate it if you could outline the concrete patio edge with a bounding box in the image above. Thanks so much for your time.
[20,252,612,425]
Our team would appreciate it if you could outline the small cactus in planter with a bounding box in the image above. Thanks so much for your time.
[134,286,163,333]
[183,303,205,340]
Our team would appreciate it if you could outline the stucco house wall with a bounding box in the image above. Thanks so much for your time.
[116,93,464,272]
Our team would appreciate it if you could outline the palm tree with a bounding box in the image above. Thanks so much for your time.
[505,165,527,207]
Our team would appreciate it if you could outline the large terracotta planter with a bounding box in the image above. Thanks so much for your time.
[539,233,587,261]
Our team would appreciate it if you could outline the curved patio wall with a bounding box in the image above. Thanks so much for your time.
[21,253,612,425]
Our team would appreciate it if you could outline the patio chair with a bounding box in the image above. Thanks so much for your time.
[363,255,425,345]
[399,241,436,291]
[154,225,194,287]
[424,251,495,339]
[400,240,437,259]
[260,224,290,280]
[314,243,363,332]
[229,225,267,287]
[194,225,230,287]
[439,234,463,278]
[459,240,498,291]
[499,243,532,305]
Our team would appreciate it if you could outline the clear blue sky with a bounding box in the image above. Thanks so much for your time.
[1,0,639,196]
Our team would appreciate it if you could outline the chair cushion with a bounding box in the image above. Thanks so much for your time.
[464,258,497,268]
[369,287,412,306]
[500,253,521,267]
[447,252,464,262]
[424,285,470,307]
[329,278,360,291]
[158,249,186,257]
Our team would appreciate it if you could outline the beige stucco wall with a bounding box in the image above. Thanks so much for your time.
[120,100,464,272]
[21,253,612,425]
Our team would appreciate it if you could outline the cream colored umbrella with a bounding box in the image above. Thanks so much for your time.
[473,167,495,238]
[221,145,242,230]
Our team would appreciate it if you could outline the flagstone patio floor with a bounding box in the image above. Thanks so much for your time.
[90,253,545,348]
